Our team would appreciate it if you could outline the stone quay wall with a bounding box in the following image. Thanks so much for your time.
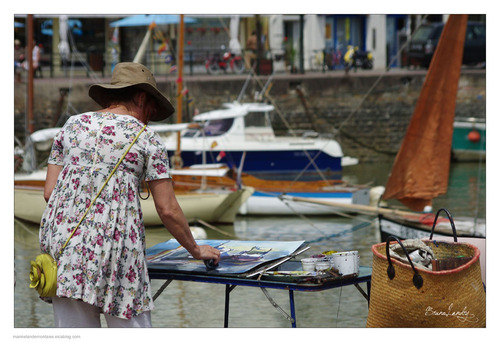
[14,69,486,164]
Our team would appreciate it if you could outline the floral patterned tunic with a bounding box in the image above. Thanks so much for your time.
[40,112,171,319]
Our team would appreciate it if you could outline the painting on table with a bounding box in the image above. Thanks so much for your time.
[146,239,306,274]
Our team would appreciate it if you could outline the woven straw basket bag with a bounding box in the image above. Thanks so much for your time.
[366,209,486,328]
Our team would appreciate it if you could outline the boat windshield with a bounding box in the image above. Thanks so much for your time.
[245,111,272,127]
[203,119,234,136]
[182,118,234,138]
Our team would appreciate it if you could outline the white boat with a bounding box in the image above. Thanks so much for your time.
[14,171,254,225]
[25,105,362,216]
[141,187,253,225]
[154,101,358,180]
[239,186,369,216]
[170,164,371,216]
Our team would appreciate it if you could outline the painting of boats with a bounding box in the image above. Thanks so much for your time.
[146,239,306,274]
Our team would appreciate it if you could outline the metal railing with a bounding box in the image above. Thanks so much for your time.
[35,47,353,78]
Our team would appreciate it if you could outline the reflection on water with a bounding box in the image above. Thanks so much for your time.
[14,216,378,328]
[13,161,486,328]
[14,219,56,328]
[345,161,486,219]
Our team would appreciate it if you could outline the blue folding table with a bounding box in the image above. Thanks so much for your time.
[148,261,372,327]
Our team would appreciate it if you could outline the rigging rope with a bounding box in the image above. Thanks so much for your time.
[335,286,343,327]
[305,220,373,245]
[273,192,375,243]
[60,27,104,126]
[473,130,485,228]
[247,73,331,189]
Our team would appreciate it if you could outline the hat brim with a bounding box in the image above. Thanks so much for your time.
[88,83,175,122]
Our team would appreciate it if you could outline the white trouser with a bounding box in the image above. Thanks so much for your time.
[52,297,152,328]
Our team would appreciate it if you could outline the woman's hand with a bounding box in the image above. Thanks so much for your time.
[191,245,221,264]
[149,179,221,265]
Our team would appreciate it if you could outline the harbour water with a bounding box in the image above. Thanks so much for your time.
[13,161,486,329]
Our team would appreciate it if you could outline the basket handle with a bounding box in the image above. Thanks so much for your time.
[429,208,458,242]
[385,235,424,289]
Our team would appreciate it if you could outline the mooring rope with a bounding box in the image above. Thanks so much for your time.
[195,219,237,238]
[305,220,373,244]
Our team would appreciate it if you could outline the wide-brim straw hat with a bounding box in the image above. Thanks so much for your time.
[88,62,174,121]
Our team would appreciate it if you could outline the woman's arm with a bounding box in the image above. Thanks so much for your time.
[148,178,221,263]
[44,164,63,202]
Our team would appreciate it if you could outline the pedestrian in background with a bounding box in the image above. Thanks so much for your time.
[22,40,43,78]
[14,39,25,82]
[245,31,258,69]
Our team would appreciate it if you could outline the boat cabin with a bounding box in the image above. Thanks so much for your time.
[184,102,276,141]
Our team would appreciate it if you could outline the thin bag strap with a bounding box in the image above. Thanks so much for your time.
[59,124,147,254]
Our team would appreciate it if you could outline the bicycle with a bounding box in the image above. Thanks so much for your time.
[205,50,246,75]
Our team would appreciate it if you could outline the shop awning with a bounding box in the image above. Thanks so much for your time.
[110,14,197,27]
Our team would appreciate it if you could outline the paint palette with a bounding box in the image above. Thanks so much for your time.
[262,270,317,282]
[261,260,355,284]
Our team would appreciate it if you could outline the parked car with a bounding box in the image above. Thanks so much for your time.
[408,21,485,68]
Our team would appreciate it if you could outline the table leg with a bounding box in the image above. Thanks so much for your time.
[289,290,296,328]
[367,280,371,304]
[354,281,371,307]
[224,284,236,328]
[152,279,173,302]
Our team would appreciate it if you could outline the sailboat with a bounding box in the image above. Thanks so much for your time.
[378,14,485,241]
[281,15,485,239]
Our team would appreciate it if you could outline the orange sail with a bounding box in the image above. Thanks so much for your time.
[382,15,468,211]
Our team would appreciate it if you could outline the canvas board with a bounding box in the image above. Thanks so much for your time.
[146,239,306,274]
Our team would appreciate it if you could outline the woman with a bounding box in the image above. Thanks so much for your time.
[40,62,220,328]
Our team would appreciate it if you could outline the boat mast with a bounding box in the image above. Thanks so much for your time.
[174,15,185,169]
[26,14,34,135]
[21,14,37,172]
[133,21,156,64]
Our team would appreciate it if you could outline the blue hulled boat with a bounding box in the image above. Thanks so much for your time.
[156,102,358,180]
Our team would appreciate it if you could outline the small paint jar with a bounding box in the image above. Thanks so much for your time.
[301,258,317,272]
[315,260,330,272]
